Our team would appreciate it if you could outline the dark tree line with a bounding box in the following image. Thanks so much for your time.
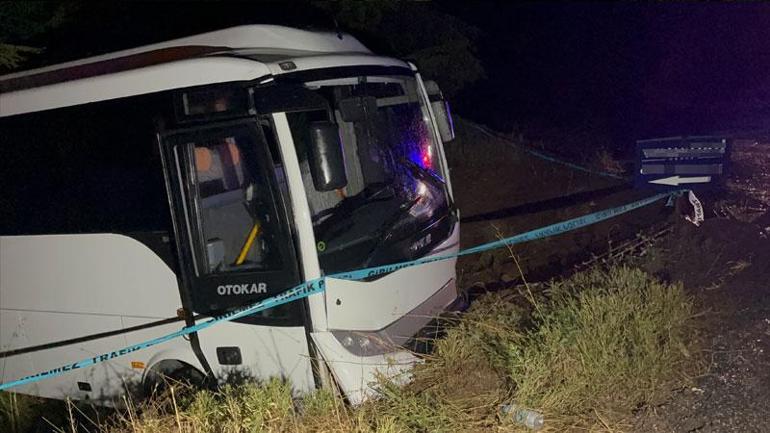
[0,1,483,98]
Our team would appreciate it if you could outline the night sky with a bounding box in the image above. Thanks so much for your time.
[14,2,770,155]
[447,3,770,146]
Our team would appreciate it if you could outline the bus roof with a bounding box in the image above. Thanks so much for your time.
[0,25,410,117]
[1,25,372,86]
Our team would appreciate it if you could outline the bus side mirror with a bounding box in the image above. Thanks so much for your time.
[308,121,348,192]
[424,80,455,143]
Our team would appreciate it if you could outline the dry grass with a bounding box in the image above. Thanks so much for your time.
[506,266,698,430]
[2,266,698,433]
[0,392,36,432]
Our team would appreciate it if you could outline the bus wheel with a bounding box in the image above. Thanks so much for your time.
[143,360,207,400]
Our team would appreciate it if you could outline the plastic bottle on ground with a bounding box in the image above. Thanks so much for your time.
[499,403,545,430]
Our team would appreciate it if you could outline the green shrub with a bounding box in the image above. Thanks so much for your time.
[506,266,696,427]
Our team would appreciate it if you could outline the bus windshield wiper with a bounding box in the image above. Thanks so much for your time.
[398,157,446,187]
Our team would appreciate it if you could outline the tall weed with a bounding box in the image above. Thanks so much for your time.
[5,266,697,432]
[507,266,696,428]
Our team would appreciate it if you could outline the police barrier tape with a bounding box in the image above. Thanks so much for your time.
[467,122,628,180]
[0,191,675,392]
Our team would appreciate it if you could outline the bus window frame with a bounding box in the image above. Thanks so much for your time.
[158,118,304,326]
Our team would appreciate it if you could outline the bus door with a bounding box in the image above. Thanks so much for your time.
[158,119,316,390]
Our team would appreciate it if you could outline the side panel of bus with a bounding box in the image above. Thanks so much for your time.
[0,234,180,399]
[0,93,194,401]
[0,90,316,401]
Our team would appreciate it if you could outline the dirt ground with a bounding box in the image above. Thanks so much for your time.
[447,120,670,289]
[633,135,770,432]
[446,120,770,432]
[632,216,770,433]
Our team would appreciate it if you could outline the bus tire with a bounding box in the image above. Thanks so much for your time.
[143,360,207,399]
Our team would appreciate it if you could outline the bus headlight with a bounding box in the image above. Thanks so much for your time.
[331,330,399,357]
[408,181,434,219]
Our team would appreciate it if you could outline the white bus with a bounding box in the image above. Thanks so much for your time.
[0,25,460,405]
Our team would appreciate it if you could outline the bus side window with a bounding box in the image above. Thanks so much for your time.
[186,133,282,274]
[0,92,171,236]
